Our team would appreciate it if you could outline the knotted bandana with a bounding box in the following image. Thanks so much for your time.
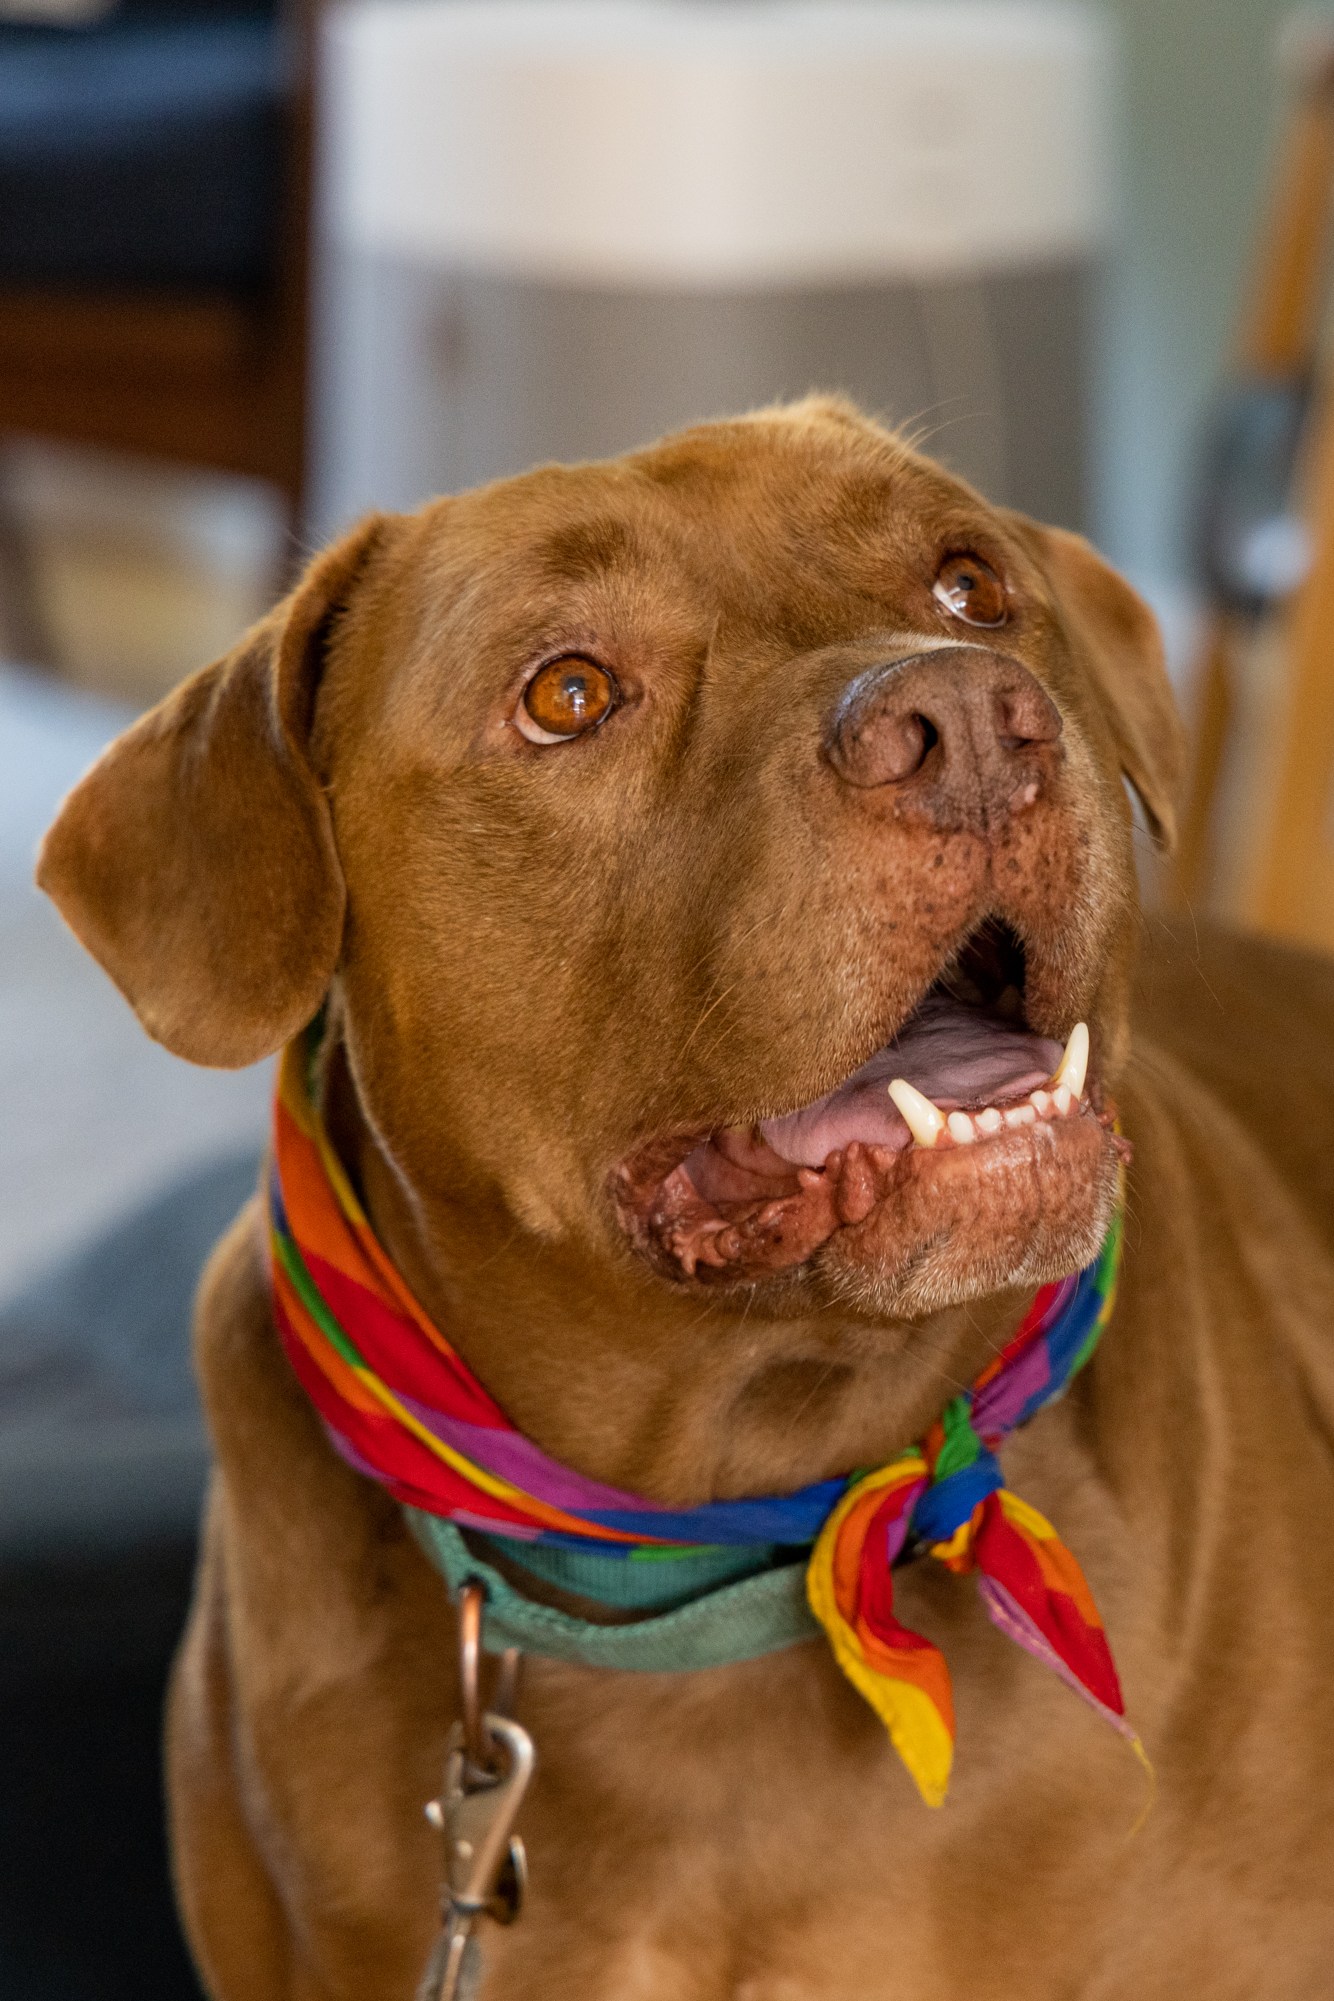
[270,1032,1134,1805]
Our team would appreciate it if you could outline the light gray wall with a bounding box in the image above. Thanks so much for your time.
[1098,0,1298,595]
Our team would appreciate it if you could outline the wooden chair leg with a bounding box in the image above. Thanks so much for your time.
[1241,379,1334,950]
[1170,618,1239,909]
[1171,45,1334,920]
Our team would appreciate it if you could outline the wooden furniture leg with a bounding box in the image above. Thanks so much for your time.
[1171,45,1334,909]
[1237,377,1334,950]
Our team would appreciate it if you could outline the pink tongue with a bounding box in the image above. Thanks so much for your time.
[759,998,1062,1168]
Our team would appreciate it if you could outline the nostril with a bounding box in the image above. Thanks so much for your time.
[994,682,1062,751]
[881,711,937,783]
[914,714,940,759]
[832,704,939,787]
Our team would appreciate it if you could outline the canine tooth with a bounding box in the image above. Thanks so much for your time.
[1005,1104,1037,1128]
[1031,1089,1053,1115]
[888,1079,946,1149]
[1053,1021,1089,1099]
[975,1107,1003,1135]
[1053,1083,1074,1116]
[797,1167,823,1190]
[947,1111,976,1145]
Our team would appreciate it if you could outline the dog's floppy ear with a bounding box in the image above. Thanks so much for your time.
[37,514,389,1068]
[1016,521,1185,851]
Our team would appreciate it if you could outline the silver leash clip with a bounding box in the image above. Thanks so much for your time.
[417,1583,534,2001]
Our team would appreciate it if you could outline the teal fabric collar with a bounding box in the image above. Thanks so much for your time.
[406,1511,819,1673]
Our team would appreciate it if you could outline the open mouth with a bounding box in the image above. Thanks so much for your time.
[615,920,1115,1285]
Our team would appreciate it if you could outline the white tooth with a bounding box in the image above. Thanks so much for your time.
[1053,1021,1089,1099]
[888,1078,946,1149]
[1053,1083,1074,1116]
[1031,1089,1053,1115]
[1005,1104,1037,1127]
[947,1111,976,1145]
[976,1107,1003,1134]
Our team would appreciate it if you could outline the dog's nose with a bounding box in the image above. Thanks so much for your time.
[824,647,1062,823]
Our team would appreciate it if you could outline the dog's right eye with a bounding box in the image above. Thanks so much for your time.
[516,656,619,744]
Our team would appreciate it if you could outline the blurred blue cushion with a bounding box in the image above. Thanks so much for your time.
[0,1149,260,1558]
[0,13,291,289]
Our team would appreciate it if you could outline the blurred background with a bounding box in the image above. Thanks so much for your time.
[2,1,1332,1993]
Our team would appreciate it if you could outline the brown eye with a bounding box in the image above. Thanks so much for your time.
[933,552,1008,627]
[517,655,617,743]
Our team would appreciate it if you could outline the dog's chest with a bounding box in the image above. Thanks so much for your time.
[476,1619,1144,2001]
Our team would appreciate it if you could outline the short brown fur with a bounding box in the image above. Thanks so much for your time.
[38,401,1334,1998]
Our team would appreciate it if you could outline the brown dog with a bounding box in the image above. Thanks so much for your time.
[38,399,1334,1999]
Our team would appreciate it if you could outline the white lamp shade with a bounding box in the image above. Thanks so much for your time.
[323,0,1115,289]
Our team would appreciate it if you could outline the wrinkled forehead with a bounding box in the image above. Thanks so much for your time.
[338,415,1033,737]
[425,418,1017,623]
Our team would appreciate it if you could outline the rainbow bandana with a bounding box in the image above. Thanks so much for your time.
[270,1034,1133,1807]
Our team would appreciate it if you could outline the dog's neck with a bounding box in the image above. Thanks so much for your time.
[319,1028,1038,1505]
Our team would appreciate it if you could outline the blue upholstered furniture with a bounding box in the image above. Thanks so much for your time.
[0,4,290,292]
[0,0,310,528]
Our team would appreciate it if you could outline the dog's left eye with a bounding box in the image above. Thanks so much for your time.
[932,552,1008,627]
[516,656,618,744]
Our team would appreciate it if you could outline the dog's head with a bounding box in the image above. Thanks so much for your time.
[39,401,1180,1486]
